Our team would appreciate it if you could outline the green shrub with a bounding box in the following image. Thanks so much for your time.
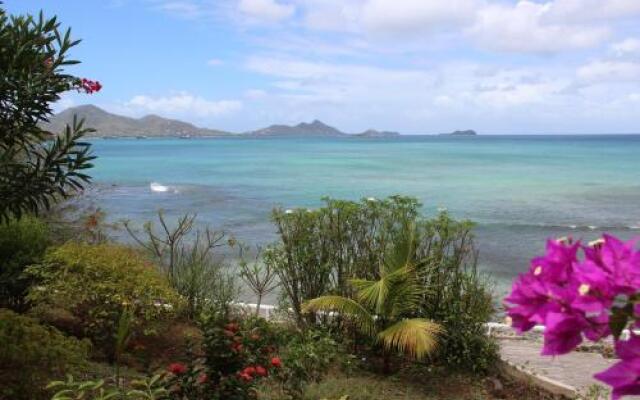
[270,196,497,374]
[270,196,421,325]
[276,329,339,399]
[415,212,497,373]
[0,308,90,400]
[27,242,182,360]
[48,374,168,400]
[0,216,50,311]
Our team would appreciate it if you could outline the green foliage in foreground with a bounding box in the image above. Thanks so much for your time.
[275,328,339,399]
[48,374,168,400]
[304,224,442,367]
[0,216,50,311]
[270,196,497,373]
[27,242,183,361]
[0,6,95,222]
[0,308,90,400]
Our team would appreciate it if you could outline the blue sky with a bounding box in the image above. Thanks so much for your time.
[6,0,640,134]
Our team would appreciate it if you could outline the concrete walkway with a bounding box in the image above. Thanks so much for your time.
[498,338,620,399]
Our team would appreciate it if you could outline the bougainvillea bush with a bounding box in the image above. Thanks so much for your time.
[505,234,640,399]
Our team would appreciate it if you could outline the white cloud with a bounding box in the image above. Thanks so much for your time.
[300,0,361,32]
[53,95,77,114]
[126,93,242,117]
[469,1,610,54]
[542,0,640,23]
[629,93,640,101]
[577,60,640,82]
[361,0,479,36]
[238,0,295,22]
[611,38,640,57]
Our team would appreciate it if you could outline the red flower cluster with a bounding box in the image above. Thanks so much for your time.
[167,362,188,375]
[80,78,102,94]
[237,362,274,382]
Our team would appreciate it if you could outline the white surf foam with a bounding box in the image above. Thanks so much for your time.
[150,182,170,193]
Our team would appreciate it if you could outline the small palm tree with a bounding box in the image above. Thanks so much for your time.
[303,224,442,372]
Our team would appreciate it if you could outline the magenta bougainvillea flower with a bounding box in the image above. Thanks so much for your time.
[505,234,640,398]
[594,335,640,400]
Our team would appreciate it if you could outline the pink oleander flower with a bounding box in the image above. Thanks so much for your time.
[79,78,102,94]
[595,335,640,400]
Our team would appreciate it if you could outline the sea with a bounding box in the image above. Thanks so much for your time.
[82,134,640,295]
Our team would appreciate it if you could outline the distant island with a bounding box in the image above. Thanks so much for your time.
[44,105,402,138]
[43,105,233,138]
[440,129,477,136]
[355,129,400,138]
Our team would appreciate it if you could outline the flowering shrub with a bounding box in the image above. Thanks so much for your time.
[201,316,282,399]
[505,234,640,399]
[1,6,99,222]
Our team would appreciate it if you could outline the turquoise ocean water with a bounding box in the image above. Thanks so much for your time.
[84,135,640,289]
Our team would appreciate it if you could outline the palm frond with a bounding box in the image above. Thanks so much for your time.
[303,295,375,334]
[377,318,442,360]
[383,222,417,274]
[387,274,423,318]
[350,277,388,314]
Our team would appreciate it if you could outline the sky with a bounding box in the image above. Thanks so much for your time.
[6,0,640,134]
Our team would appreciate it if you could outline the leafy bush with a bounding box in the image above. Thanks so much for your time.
[27,242,182,360]
[0,308,90,400]
[0,216,50,311]
[275,329,339,399]
[48,374,168,400]
[270,196,421,325]
[201,315,282,399]
[270,196,497,374]
[304,224,442,373]
[414,212,497,373]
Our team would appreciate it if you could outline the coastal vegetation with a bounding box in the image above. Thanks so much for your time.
[4,4,630,400]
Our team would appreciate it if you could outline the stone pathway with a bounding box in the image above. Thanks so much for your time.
[498,338,620,399]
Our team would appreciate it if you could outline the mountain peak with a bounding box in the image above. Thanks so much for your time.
[249,119,344,137]
[43,105,233,137]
